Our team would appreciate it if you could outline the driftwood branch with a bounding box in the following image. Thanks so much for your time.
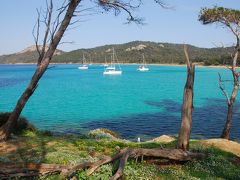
[78,148,205,179]
[0,148,205,179]
[110,149,130,180]
[0,163,69,178]
[61,162,93,178]
[87,149,127,175]
[80,148,204,178]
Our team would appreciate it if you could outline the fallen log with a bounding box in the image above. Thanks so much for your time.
[0,148,206,179]
[87,148,205,180]
[0,163,69,178]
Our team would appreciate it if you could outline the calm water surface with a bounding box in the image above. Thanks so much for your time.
[0,64,239,140]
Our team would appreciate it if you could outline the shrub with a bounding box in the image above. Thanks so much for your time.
[88,128,120,140]
[0,112,36,134]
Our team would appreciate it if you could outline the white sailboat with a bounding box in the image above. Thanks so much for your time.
[78,53,88,70]
[103,56,109,67]
[137,54,149,72]
[103,48,122,75]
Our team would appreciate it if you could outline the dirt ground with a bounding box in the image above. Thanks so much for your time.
[200,138,240,157]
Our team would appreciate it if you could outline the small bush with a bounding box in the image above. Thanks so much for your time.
[204,60,212,66]
[99,128,120,138]
[0,112,36,134]
[88,128,120,140]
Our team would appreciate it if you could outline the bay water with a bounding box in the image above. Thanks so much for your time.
[0,64,239,140]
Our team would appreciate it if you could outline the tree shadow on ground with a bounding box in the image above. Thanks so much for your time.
[0,113,50,178]
[80,99,240,141]
[0,135,48,178]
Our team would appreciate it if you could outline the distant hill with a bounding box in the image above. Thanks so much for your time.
[0,45,64,64]
[0,41,233,65]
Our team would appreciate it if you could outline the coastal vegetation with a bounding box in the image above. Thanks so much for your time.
[0,115,240,179]
[0,0,240,179]
[199,6,240,139]
[0,41,233,65]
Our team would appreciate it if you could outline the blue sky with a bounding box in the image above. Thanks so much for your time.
[0,0,239,55]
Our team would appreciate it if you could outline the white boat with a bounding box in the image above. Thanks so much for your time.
[78,53,88,70]
[103,48,122,75]
[137,54,149,72]
[104,70,122,75]
[78,64,88,70]
[137,65,149,71]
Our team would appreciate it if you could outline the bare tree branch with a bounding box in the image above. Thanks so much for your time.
[218,72,231,105]
[32,8,41,58]
[39,0,53,65]
[97,0,162,24]
[184,45,191,68]
[51,1,70,42]
[58,41,75,45]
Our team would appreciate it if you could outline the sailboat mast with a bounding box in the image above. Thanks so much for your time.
[112,48,115,62]
[82,53,85,64]
[89,54,92,64]
[142,54,145,65]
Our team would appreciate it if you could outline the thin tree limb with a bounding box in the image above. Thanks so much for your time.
[110,150,130,180]
[32,8,41,58]
[39,0,53,65]
[218,72,231,105]
[184,44,191,69]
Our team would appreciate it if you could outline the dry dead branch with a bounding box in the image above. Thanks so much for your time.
[0,148,205,179]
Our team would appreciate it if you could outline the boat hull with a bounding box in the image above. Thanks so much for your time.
[78,66,88,70]
[103,70,122,75]
[137,67,149,71]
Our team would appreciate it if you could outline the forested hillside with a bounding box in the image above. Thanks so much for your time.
[0,41,233,65]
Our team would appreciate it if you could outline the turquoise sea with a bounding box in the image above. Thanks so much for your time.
[0,64,239,140]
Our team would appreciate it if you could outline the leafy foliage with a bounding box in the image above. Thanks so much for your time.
[88,128,120,140]
[199,6,240,25]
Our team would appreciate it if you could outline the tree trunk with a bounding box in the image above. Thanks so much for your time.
[218,40,239,140]
[221,103,233,139]
[177,45,195,151]
[221,76,239,139]
[0,65,47,140]
[0,0,81,141]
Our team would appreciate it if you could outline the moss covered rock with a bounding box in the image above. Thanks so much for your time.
[148,135,176,143]
[88,128,120,140]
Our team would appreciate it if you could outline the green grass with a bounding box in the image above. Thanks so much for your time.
[0,129,240,179]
